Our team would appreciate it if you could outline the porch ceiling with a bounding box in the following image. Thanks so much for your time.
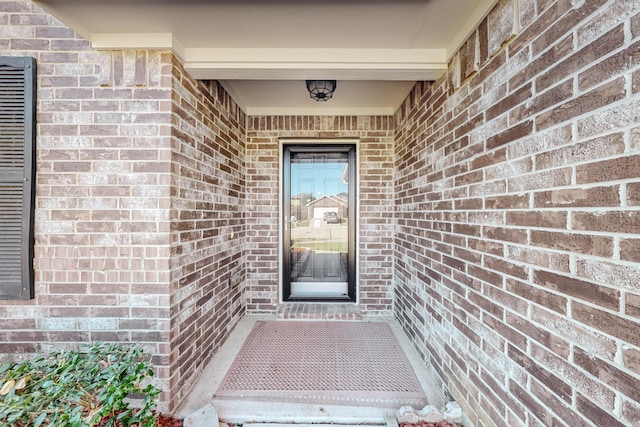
[35,0,498,115]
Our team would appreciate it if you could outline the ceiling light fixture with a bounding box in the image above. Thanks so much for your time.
[306,80,337,102]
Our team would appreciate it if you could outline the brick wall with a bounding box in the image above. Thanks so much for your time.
[169,62,246,408]
[245,116,395,314]
[0,0,174,395]
[0,0,174,406]
[0,0,246,413]
[3,0,640,422]
[394,1,640,426]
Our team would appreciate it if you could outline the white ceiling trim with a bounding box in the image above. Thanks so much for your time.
[184,48,446,64]
[187,67,445,81]
[184,48,447,80]
[89,36,448,81]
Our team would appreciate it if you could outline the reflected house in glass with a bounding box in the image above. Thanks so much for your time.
[306,194,349,222]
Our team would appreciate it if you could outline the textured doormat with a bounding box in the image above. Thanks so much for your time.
[215,321,427,407]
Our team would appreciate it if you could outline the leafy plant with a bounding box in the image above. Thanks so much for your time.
[0,342,161,427]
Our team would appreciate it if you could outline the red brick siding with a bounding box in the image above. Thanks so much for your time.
[246,116,395,314]
[394,1,640,426]
[169,61,246,409]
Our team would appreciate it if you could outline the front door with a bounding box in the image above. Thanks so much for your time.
[283,144,356,301]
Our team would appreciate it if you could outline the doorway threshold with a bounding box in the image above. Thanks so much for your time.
[276,302,361,320]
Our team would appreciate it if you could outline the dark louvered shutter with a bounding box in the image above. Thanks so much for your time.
[0,57,36,299]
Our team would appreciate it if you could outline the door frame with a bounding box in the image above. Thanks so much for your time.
[279,139,359,303]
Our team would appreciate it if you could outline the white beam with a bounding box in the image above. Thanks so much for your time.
[182,48,446,81]
[184,67,445,81]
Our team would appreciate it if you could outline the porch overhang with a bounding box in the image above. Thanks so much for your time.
[77,30,451,81]
[34,0,498,115]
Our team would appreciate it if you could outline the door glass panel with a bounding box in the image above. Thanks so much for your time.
[286,149,351,298]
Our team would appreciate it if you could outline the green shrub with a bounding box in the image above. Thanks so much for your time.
[0,342,161,427]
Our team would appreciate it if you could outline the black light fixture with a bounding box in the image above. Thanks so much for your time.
[306,80,337,102]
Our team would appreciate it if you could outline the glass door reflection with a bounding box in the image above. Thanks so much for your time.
[283,145,356,301]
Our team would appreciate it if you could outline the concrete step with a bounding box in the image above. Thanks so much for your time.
[214,400,391,426]
[243,424,384,427]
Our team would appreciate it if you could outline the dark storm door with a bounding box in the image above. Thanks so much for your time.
[283,145,356,301]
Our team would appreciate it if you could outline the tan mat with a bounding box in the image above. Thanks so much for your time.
[215,321,428,407]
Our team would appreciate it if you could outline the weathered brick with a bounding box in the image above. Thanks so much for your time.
[580,39,640,91]
[536,77,626,131]
[507,124,572,160]
[510,34,573,90]
[530,230,613,258]
[485,193,529,210]
[511,74,574,125]
[629,182,640,206]
[622,398,640,427]
[579,0,640,44]
[573,211,640,234]
[506,246,570,273]
[506,211,567,229]
[508,168,572,192]
[573,302,640,347]
[484,226,528,244]
[487,257,529,282]
[477,17,489,65]
[486,120,534,150]
[487,0,516,59]
[453,315,481,346]
[486,83,532,121]
[632,127,640,151]
[620,239,640,263]
[459,32,478,82]
[578,97,640,138]
[530,339,616,407]
[485,157,532,181]
[576,258,640,293]
[507,278,567,314]
[509,0,565,55]
[464,265,501,290]
[577,155,640,184]
[536,23,624,92]
[534,270,619,310]
[0,343,38,353]
[623,345,640,376]
[35,26,76,39]
[533,185,621,208]
[509,380,555,427]
[482,315,527,350]
[529,377,586,425]
[509,344,573,402]
[575,346,640,402]
[470,148,507,171]
[535,132,625,170]
[507,312,570,357]
[576,393,626,427]
[10,38,50,50]
[626,293,640,319]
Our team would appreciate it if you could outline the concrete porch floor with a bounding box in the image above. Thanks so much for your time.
[176,313,447,425]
